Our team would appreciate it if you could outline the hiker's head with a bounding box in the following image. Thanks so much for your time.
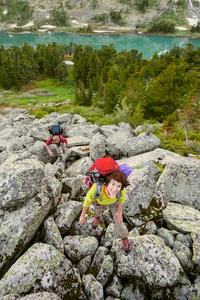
[53,135,60,144]
[105,170,129,190]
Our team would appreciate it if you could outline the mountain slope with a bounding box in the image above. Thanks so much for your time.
[0,0,199,33]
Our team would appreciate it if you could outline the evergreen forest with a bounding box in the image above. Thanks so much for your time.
[0,41,200,156]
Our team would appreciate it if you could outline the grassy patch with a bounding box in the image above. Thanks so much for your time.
[0,74,75,113]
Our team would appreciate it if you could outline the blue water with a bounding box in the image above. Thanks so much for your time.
[0,31,200,59]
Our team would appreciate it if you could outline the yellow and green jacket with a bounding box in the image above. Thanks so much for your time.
[83,183,126,207]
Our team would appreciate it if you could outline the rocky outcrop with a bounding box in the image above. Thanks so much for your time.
[0,107,200,299]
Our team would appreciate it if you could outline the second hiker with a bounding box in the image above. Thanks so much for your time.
[45,124,68,163]
[79,169,130,252]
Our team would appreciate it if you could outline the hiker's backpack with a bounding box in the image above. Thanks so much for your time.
[49,124,63,141]
[86,157,120,202]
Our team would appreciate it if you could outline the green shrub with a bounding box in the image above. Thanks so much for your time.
[118,0,132,4]
[135,0,149,12]
[91,13,108,23]
[78,26,92,33]
[110,10,126,26]
[92,0,99,9]
[160,137,189,156]
[148,20,175,33]
[30,106,57,118]
[50,7,70,26]
[191,22,200,32]
[0,0,32,26]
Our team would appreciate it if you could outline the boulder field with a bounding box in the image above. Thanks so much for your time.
[0,108,200,299]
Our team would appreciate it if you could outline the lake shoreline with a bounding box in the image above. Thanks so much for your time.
[0,22,200,40]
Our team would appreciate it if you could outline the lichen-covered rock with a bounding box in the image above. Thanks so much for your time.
[61,175,88,198]
[191,232,200,266]
[163,203,200,234]
[63,235,98,263]
[0,151,44,209]
[175,233,192,249]
[117,148,181,170]
[90,132,106,161]
[82,274,104,300]
[69,217,104,239]
[89,246,109,277]
[156,157,200,210]
[20,292,62,299]
[106,130,131,158]
[105,275,123,298]
[65,156,93,177]
[165,284,193,300]
[43,217,64,253]
[193,277,200,299]
[121,281,146,300]
[67,136,91,148]
[67,123,100,139]
[0,294,20,300]
[126,132,161,157]
[54,201,83,234]
[76,255,92,276]
[96,255,114,286]
[29,140,52,164]
[0,190,55,276]
[157,227,175,248]
[123,162,161,226]
[173,241,194,271]
[0,243,84,299]
[111,235,184,288]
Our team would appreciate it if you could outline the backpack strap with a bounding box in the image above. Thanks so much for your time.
[94,180,104,202]
[117,190,122,200]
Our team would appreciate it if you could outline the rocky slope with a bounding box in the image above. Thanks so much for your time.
[0,106,200,299]
[29,0,198,29]
[1,0,199,33]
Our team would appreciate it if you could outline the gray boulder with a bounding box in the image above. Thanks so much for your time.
[123,162,161,226]
[0,178,61,276]
[163,203,200,234]
[65,156,93,177]
[127,132,161,157]
[173,240,194,271]
[43,216,64,254]
[63,235,99,263]
[67,136,90,147]
[90,132,106,161]
[76,255,92,276]
[156,156,200,209]
[105,275,123,298]
[96,255,114,287]
[54,201,83,234]
[0,243,84,299]
[191,232,200,266]
[111,235,184,288]
[67,123,100,138]
[89,246,109,277]
[0,151,44,209]
[82,274,104,300]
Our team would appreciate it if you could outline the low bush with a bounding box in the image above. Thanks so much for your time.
[148,20,175,33]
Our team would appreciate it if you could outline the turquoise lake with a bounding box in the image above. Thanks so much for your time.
[0,31,200,59]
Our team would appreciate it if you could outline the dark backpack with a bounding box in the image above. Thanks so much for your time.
[86,157,121,202]
[49,124,63,141]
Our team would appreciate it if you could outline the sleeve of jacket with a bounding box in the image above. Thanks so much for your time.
[83,183,96,207]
